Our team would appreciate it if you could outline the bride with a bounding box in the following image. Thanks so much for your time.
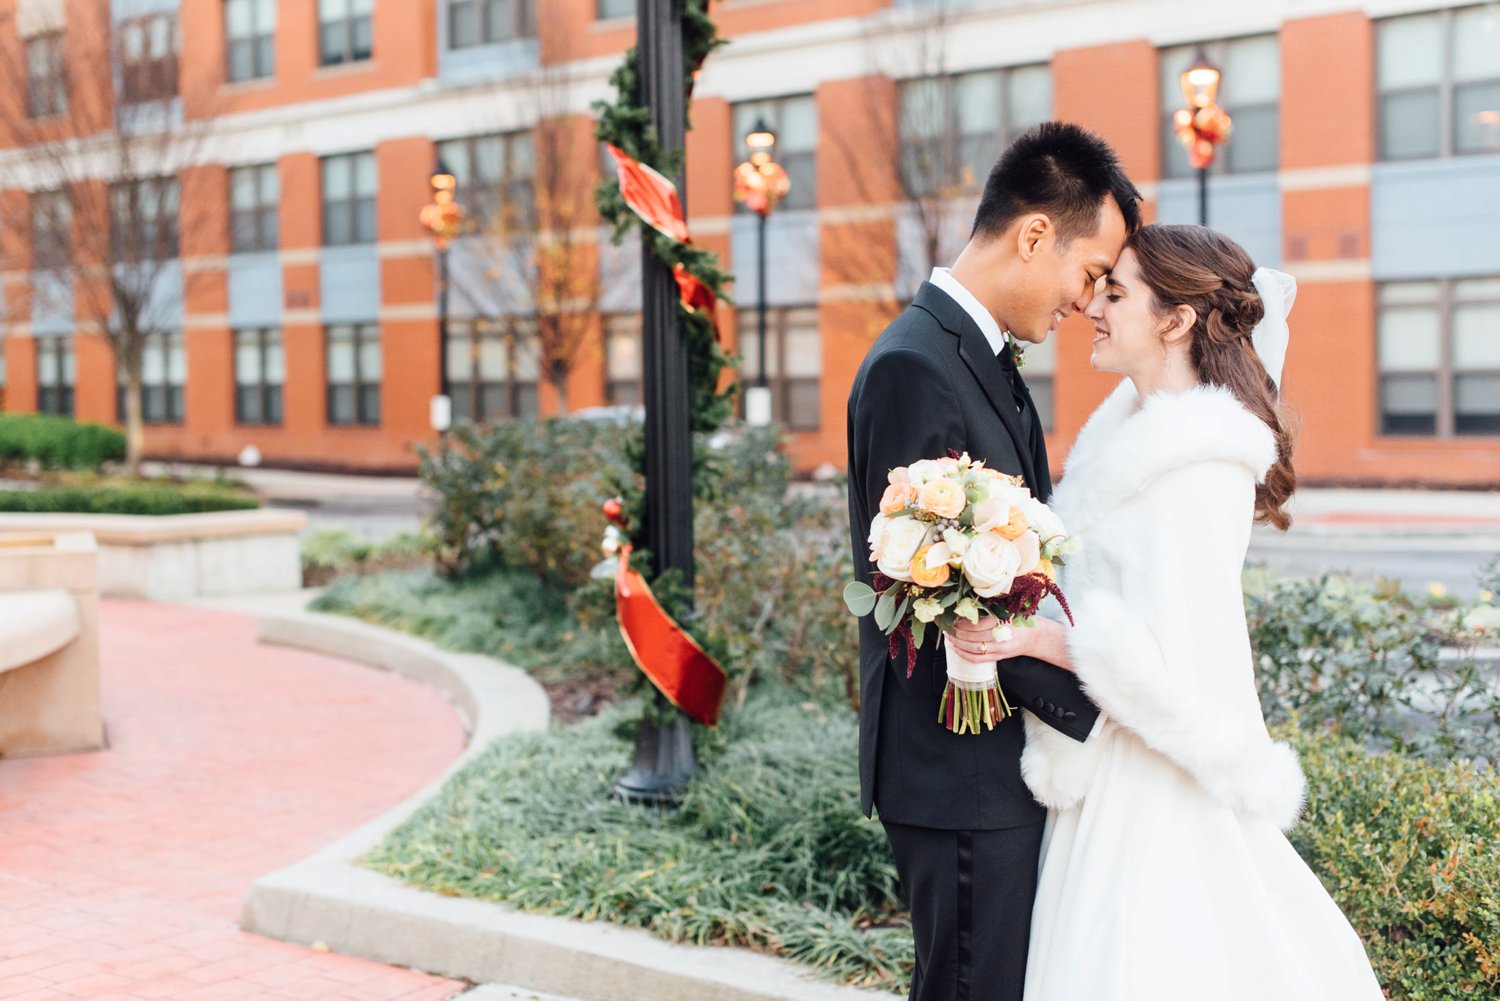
[947,224,1384,998]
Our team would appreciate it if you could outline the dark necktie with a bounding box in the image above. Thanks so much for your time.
[997,340,1052,498]
[996,341,1029,418]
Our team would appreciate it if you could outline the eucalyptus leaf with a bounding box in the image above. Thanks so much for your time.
[873,588,899,632]
[843,580,877,617]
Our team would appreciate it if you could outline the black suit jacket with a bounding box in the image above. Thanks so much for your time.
[846,282,1101,830]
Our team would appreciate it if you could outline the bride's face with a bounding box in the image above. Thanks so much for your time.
[1083,248,1164,376]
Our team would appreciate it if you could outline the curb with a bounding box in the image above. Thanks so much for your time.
[241,609,892,1001]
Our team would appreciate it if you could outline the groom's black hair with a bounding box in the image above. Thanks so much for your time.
[971,121,1142,246]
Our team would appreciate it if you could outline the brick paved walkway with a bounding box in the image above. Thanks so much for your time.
[0,600,469,1001]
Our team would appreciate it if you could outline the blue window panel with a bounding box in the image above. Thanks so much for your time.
[31,270,74,336]
[438,39,540,87]
[730,209,820,308]
[228,252,283,328]
[1372,155,1500,280]
[108,260,182,331]
[319,246,380,323]
[111,0,179,18]
[1155,175,1282,269]
[597,227,642,314]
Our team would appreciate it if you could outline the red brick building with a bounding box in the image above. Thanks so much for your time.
[2,0,1497,484]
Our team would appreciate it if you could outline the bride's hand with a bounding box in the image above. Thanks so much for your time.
[948,615,1074,671]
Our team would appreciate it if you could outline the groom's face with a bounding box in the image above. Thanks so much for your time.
[1010,201,1128,345]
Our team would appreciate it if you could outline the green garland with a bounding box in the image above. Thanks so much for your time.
[592,1,738,548]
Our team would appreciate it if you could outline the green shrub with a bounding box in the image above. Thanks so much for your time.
[300,526,430,585]
[0,414,126,470]
[1246,570,1500,764]
[1288,723,1500,999]
[0,483,257,515]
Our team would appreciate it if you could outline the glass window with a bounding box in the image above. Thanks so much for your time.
[602,313,641,406]
[235,327,283,425]
[25,30,66,118]
[110,177,179,263]
[732,95,818,212]
[437,132,533,234]
[30,190,70,272]
[597,0,633,19]
[318,0,373,66]
[449,0,534,48]
[116,331,184,424]
[1160,35,1279,178]
[230,163,279,253]
[1378,278,1500,437]
[225,0,275,83]
[35,336,75,416]
[326,323,380,426]
[898,65,1052,198]
[1378,6,1500,160]
[119,13,179,104]
[736,306,821,431]
[321,152,376,246]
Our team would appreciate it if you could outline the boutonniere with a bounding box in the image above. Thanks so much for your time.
[1009,338,1027,369]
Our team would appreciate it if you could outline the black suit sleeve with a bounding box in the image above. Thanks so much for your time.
[996,654,1099,742]
[852,347,965,527]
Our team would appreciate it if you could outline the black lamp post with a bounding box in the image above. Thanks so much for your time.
[420,160,461,431]
[736,117,783,427]
[1174,48,1231,227]
[614,0,698,806]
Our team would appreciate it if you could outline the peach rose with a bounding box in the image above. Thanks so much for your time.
[996,506,1030,540]
[910,545,951,588]
[880,481,916,515]
[917,478,967,519]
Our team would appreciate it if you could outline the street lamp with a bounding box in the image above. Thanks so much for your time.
[1173,48,1232,226]
[733,116,790,427]
[419,160,462,432]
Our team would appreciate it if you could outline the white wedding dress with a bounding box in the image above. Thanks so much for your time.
[1019,381,1384,1000]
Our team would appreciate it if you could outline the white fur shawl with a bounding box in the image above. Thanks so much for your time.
[1021,380,1306,831]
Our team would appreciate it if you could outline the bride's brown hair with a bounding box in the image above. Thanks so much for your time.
[1126,224,1297,530]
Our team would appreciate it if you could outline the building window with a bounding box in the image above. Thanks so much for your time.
[603,313,641,406]
[449,0,534,48]
[110,177,179,263]
[116,331,185,425]
[736,306,821,431]
[225,0,275,83]
[25,30,66,118]
[35,336,74,416]
[445,318,539,421]
[318,0,372,67]
[437,132,533,235]
[1377,6,1500,160]
[30,190,70,272]
[235,328,284,425]
[1020,335,1056,433]
[899,65,1052,198]
[327,323,381,426]
[597,0,633,20]
[321,152,376,246]
[732,95,819,212]
[119,13,179,104]
[230,164,279,253]
[1159,36,1279,178]
[1378,278,1500,437]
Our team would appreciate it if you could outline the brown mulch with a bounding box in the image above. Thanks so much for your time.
[540,671,629,724]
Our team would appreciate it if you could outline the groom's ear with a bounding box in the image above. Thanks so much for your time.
[1015,213,1052,261]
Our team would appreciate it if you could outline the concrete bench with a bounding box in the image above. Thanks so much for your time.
[0,531,103,758]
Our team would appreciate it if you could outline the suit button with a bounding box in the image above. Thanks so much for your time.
[1043,702,1056,714]
[1053,706,1067,719]
[1033,697,1046,710]
[1063,710,1077,721]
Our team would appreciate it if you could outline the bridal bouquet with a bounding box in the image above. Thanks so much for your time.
[844,452,1076,734]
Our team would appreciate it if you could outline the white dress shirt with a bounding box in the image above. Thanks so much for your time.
[927,269,1107,741]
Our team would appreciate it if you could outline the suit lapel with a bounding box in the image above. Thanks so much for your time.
[912,283,1039,490]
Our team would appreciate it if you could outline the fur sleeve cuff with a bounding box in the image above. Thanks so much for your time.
[1058,589,1307,830]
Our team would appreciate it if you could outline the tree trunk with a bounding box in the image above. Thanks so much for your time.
[123,366,145,478]
[552,369,569,416]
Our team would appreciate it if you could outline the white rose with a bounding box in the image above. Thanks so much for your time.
[970,497,1008,533]
[867,513,890,561]
[1019,497,1067,544]
[941,528,969,563]
[876,518,930,581]
[962,533,1021,597]
[906,459,944,487]
[1011,529,1041,576]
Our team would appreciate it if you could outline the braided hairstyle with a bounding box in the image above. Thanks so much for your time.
[1126,224,1297,530]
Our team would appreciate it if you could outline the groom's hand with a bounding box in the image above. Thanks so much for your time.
[948,615,1074,671]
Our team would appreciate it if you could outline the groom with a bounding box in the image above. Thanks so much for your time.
[846,122,1140,1001]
